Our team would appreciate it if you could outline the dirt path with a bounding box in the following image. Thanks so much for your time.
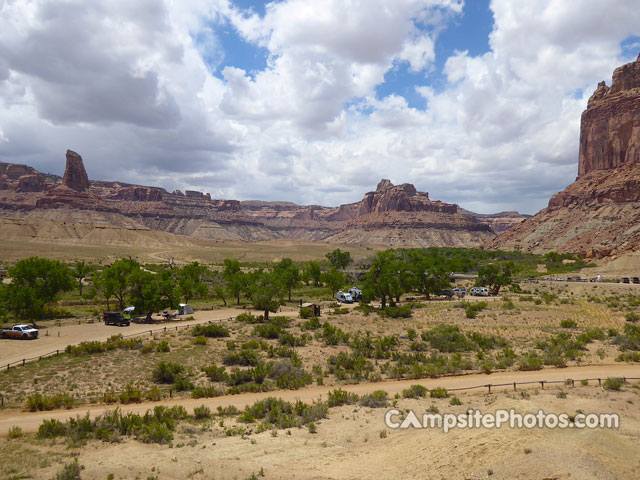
[2,363,638,436]
[0,307,279,367]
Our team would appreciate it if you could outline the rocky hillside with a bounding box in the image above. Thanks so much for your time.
[487,54,640,258]
[0,152,526,248]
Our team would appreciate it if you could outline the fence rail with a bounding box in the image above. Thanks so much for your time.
[1,375,639,410]
[2,316,233,372]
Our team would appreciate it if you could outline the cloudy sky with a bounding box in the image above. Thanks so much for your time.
[1,0,639,214]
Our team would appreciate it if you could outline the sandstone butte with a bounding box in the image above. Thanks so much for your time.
[0,152,526,249]
[487,53,640,258]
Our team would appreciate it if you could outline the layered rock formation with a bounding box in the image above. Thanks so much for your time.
[0,152,520,248]
[488,54,640,256]
[63,150,90,191]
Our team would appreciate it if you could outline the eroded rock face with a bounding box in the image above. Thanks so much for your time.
[63,150,90,192]
[489,54,640,256]
[579,54,640,176]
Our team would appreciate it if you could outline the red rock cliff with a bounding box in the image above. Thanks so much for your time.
[579,54,640,176]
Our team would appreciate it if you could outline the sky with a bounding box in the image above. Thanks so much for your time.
[1,0,639,214]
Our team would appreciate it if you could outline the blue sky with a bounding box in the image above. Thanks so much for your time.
[2,0,640,215]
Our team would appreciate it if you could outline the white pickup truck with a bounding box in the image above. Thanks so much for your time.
[1,324,39,339]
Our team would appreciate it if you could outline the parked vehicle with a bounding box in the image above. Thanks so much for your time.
[103,312,130,326]
[336,291,354,303]
[1,324,39,339]
[452,288,466,298]
[623,278,630,284]
[633,277,640,284]
[438,289,454,298]
[469,287,489,296]
[348,287,363,302]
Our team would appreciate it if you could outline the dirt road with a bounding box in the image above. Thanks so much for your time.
[0,307,283,367]
[2,363,638,436]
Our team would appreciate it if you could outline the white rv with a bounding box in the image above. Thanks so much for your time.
[336,291,354,304]
[469,287,489,296]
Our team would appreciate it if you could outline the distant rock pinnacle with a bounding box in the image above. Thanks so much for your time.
[63,150,89,192]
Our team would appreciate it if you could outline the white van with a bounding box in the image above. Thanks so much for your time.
[348,287,362,301]
[469,287,489,296]
[336,291,354,303]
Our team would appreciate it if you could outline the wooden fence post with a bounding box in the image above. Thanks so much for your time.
[513,382,517,391]
[540,381,544,390]
[23,359,25,366]
[598,378,602,387]
[487,384,491,394]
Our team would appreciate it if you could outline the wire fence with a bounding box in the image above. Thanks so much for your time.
[1,316,234,372]
[1,375,639,410]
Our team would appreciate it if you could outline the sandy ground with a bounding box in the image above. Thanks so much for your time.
[1,363,638,436]
[0,308,302,368]
[2,370,640,480]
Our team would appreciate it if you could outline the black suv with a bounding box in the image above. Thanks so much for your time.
[103,312,130,326]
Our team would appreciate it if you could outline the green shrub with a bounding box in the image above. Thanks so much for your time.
[119,384,142,404]
[223,349,262,366]
[359,390,389,408]
[191,386,224,399]
[603,377,625,391]
[518,352,543,371]
[326,388,359,407]
[193,335,207,345]
[192,324,230,338]
[320,322,349,345]
[236,312,261,323]
[173,376,195,392]
[53,458,84,480]
[7,426,22,439]
[449,396,462,406]
[402,384,428,399]
[152,361,185,384]
[193,405,212,419]
[299,307,313,319]
[429,387,449,398]
[145,386,163,402]
[301,316,321,330]
[560,319,577,328]
[253,323,284,339]
[203,365,228,382]
[156,340,170,352]
[25,392,74,412]
[625,312,640,323]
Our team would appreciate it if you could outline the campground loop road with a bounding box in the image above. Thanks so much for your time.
[1,364,639,435]
[0,308,300,368]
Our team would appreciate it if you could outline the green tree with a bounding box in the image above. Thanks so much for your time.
[71,261,94,297]
[408,250,451,300]
[362,250,398,309]
[302,261,322,287]
[325,248,353,270]
[3,257,73,324]
[223,259,247,305]
[99,258,140,310]
[321,268,345,297]
[476,262,515,296]
[129,269,178,321]
[248,270,285,321]
[273,258,300,302]
[176,262,208,303]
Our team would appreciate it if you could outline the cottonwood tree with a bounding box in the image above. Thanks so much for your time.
[71,261,94,297]
[273,258,300,302]
[3,257,74,324]
[476,262,515,296]
[176,262,208,304]
[326,248,353,270]
[321,268,345,296]
[248,270,285,321]
[223,258,247,305]
[302,261,322,287]
[362,250,398,309]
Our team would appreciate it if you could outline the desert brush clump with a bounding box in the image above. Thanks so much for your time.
[25,392,74,411]
[192,324,230,338]
[238,397,327,430]
[402,384,428,399]
[359,390,389,408]
[326,388,360,407]
[37,406,188,445]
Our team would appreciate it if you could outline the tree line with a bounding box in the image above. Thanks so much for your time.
[0,247,518,325]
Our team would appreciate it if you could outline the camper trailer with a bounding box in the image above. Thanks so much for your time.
[336,291,354,304]
[177,303,194,315]
[348,287,362,302]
